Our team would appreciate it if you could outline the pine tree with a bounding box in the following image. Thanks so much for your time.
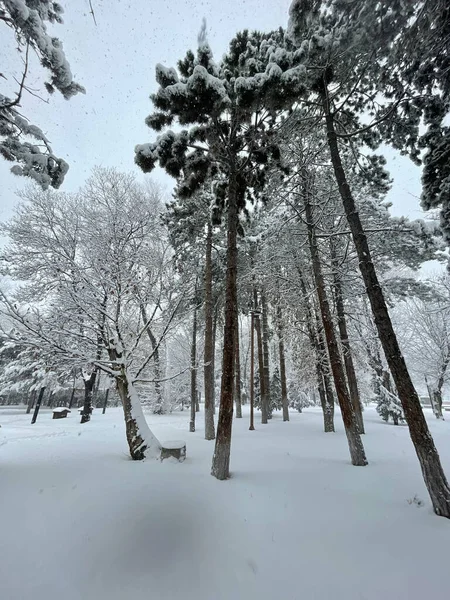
[252,0,450,517]
[375,377,405,426]
[270,367,283,414]
[135,27,287,480]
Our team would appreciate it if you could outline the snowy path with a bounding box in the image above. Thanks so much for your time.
[1,406,449,600]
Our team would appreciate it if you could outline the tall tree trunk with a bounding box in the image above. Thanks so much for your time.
[140,304,164,415]
[212,304,218,415]
[211,172,238,480]
[249,309,256,431]
[190,300,198,433]
[81,369,97,424]
[315,314,336,432]
[31,386,45,424]
[68,381,76,409]
[303,172,367,466]
[296,262,335,431]
[276,304,289,422]
[203,221,216,440]
[322,87,450,515]
[204,222,215,439]
[330,240,365,434]
[235,313,243,418]
[261,289,271,420]
[102,388,110,414]
[254,291,268,424]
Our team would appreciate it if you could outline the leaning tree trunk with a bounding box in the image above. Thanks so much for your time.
[204,220,216,439]
[140,304,164,415]
[261,290,272,420]
[315,313,336,432]
[330,240,365,434]
[296,261,335,431]
[211,172,239,480]
[31,386,45,424]
[322,86,450,515]
[81,369,97,424]
[276,304,290,422]
[190,299,198,433]
[115,365,161,460]
[303,172,367,466]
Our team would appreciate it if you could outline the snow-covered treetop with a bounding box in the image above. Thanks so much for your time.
[1,0,85,188]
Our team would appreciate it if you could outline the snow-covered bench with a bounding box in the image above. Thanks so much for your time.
[52,407,71,420]
[161,440,186,462]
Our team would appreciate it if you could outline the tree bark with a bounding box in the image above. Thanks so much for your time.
[31,386,45,424]
[212,305,218,415]
[317,326,337,433]
[276,304,289,422]
[235,313,243,418]
[330,240,365,433]
[261,290,272,420]
[68,383,76,409]
[322,87,450,514]
[102,388,110,414]
[303,172,367,466]
[249,310,256,431]
[140,304,164,415]
[190,300,198,433]
[296,262,335,432]
[254,295,267,424]
[204,222,216,438]
[211,172,239,480]
[116,368,161,460]
[81,369,97,424]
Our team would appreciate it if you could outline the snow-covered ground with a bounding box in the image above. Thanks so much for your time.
[1,404,449,600]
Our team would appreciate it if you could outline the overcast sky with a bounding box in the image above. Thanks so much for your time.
[0,0,426,224]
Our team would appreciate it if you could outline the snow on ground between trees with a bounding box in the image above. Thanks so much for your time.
[1,405,449,600]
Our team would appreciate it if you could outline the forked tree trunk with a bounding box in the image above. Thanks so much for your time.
[322,86,450,515]
[303,174,367,466]
[81,370,97,424]
[276,305,290,422]
[211,172,239,480]
[190,300,198,433]
[330,240,365,434]
[235,313,243,418]
[204,221,215,439]
[261,290,272,420]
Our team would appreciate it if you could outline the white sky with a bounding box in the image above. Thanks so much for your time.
[0,0,426,223]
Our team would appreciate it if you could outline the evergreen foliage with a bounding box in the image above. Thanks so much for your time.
[0,0,84,188]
